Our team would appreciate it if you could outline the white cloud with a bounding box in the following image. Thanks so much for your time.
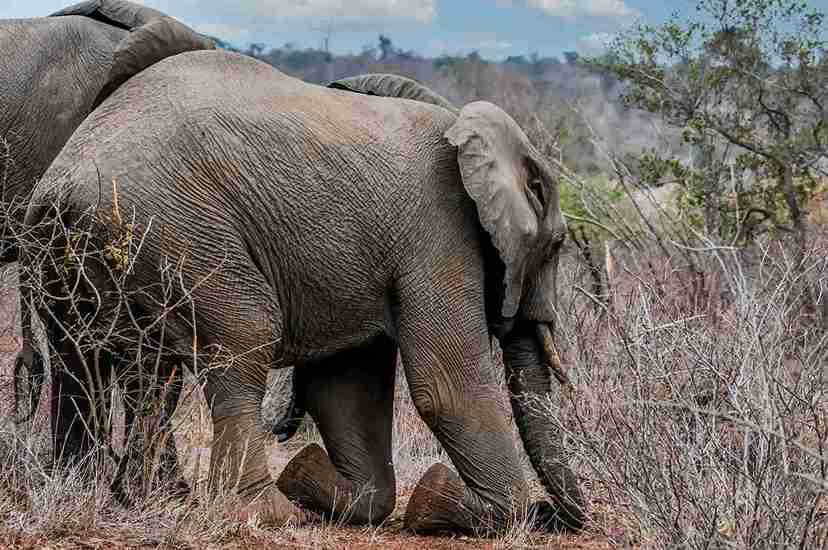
[192,22,250,42]
[578,31,615,54]
[527,0,636,18]
[155,0,436,25]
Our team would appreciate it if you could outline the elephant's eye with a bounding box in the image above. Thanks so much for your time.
[524,158,547,212]
[528,177,545,206]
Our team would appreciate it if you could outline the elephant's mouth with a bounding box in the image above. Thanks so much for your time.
[501,320,585,531]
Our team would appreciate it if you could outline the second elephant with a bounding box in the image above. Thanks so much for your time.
[1,0,214,499]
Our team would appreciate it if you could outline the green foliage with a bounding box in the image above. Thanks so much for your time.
[559,175,625,236]
[590,0,827,243]
[636,151,689,185]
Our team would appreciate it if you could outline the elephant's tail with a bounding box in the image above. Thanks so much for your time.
[269,367,307,443]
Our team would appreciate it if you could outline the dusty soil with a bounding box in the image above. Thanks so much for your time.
[0,531,614,550]
[0,505,618,550]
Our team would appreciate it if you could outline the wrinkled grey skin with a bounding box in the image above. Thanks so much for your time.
[0,0,214,226]
[24,53,585,534]
[1,0,214,499]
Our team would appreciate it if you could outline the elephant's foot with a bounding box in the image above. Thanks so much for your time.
[233,484,305,527]
[403,463,476,534]
[404,463,576,535]
[277,443,394,525]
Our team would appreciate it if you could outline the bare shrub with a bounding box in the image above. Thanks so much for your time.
[549,236,828,548]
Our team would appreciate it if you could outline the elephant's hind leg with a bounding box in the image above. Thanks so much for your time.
[203,358,302,526]
[277,336,398,525]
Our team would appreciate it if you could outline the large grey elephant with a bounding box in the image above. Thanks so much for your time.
[23,51,586,534]
[1,0,214,498]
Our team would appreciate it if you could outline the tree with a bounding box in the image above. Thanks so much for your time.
[246,42,267,58]
[563,51,580,65]
[378,34,394,60]
[593,0,827,254]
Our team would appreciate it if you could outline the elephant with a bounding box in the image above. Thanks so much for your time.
[1,0,214,499]
[22,50,587,534]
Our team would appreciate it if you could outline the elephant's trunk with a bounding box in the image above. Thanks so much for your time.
[501,321,585,531]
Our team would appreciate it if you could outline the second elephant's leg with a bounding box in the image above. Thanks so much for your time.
[50,344,113,464]
[277,337,398,525]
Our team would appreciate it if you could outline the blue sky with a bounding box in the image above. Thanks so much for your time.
[0,0,793,59]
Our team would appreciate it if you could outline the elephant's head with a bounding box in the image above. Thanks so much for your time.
[329,74,585,530]
[446,102,583,530]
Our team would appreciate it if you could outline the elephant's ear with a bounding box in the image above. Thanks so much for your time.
[328,73,458,113]
[91,17,215,108]
[446,101,552,319]
[51,1,216,109]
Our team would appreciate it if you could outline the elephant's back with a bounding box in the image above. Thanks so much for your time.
[33,49,460,241]
[102,49,457,155]
[45,49,460,218]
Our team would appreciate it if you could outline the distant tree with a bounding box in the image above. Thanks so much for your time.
[563,51,580,65]
[505,55,528,65]
[360,43,378,59]
[246,42,267,58]
[378,34,394,60]
[396,48,418,60]
[201,35,239,52]
[528,52,546,78]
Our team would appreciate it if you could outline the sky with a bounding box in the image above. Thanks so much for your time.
[2,0,818,60]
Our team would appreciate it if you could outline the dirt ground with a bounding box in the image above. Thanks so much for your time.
[0,495,622,550]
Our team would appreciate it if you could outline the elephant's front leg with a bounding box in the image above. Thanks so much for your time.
[204,363,303,526]
[396,274,532,534]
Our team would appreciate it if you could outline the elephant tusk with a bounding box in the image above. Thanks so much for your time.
[536,323,573,395]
